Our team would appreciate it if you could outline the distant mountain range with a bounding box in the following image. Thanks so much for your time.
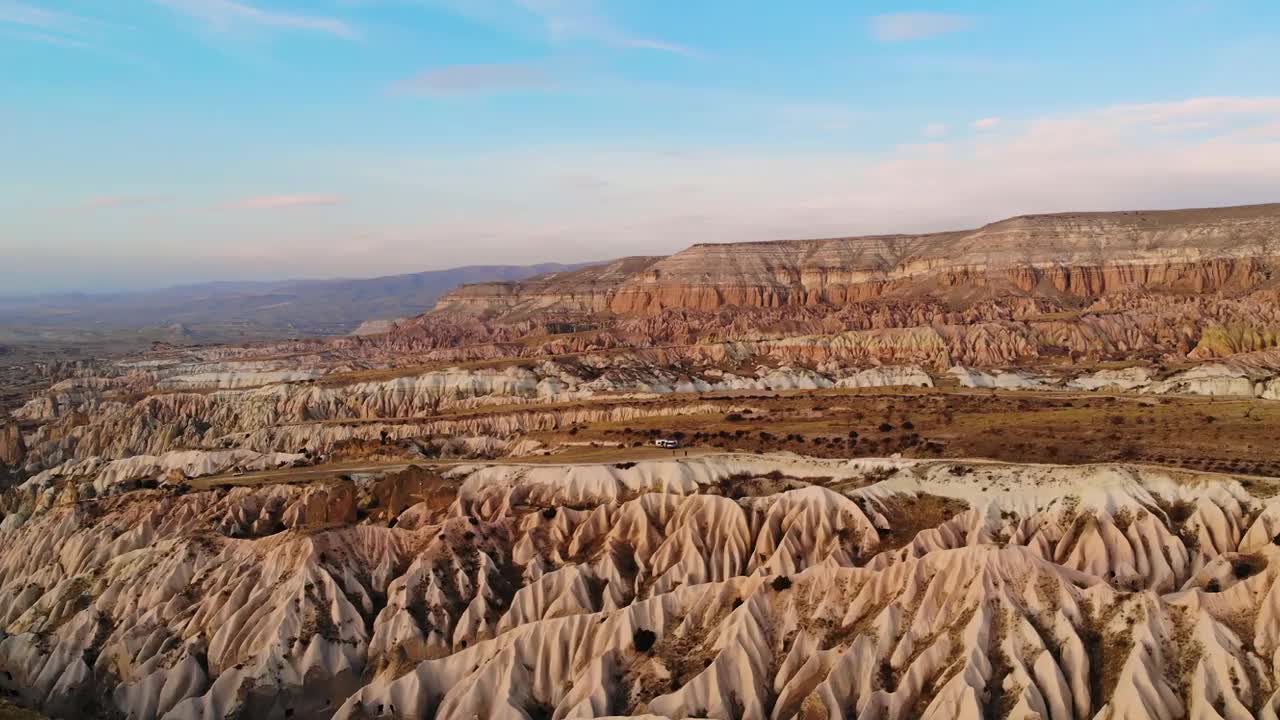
[0,262,589,342]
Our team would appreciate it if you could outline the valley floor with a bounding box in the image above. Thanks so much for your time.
[174,384,1280,493]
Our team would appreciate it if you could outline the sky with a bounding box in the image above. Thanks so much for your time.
[2,1,1280,294]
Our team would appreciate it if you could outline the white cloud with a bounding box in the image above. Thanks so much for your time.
[423,0,698,56]
[972,117,1001,129]
[217,194,343,209]
[1232,121,1280,140]
[0,1,76,29]
[1092,96,1280,127]
[870,12,973,42]
[0,4,154,63]
[0,1,105,49]
[393,63,551,95]
[521,0,699,56]
[150,0,357,38]
[923,122,949,137]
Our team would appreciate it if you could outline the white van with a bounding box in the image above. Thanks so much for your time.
[654,438,680,449]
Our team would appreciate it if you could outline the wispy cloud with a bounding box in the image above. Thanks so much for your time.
[332,95,1280,271]
[1232,120,1280,140]
[520,0,698,56]
[0,4,156,64]
[1097,96,1280,125]
[1013,96,1280,152]
[0,0,75,29]
[20,96,1280,293]
[0,1,105,49]
[973,117,1001,130]
[0,25,94,49]
[84,195,169,209]
[149,0,357,39]
[606,35,698,56]
[425,0,697,56]
[393,62,552,95]
[923,122,949,138]
[870,12,973,42]
[217,194,343,209]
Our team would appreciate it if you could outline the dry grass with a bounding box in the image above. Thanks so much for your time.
[1161,606,1203,696]
[702,470,816,499]
[189,385,1280,495]
[1153,497,1201,550]
[871,494,970,554]
[0,701,44,720]
[564,388,1280,475]
[983,606,1015,720]
[1080,596,1139,709]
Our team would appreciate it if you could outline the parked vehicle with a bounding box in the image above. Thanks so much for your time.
[653,438,680,449]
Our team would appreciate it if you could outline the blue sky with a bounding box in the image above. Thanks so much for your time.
[3,1,1280,293]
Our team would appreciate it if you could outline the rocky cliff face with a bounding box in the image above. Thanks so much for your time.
[360,205,1280,393]
[0,423,23,468]
[440,204,1280,315]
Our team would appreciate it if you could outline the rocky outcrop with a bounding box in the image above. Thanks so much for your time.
[0,422,24,468]
[15,333,1280,472]
[21,449,307,497]
[948,366,1048,390]
[5,455,1280,720]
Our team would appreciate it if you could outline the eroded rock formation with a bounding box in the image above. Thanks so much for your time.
[0,422,24,468]
[438,204,1280,316]
[4,202,1280,719]
[3,456,1280,719]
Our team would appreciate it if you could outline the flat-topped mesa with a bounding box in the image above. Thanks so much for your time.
[436,203,1280,315]
[612,204,1280,313]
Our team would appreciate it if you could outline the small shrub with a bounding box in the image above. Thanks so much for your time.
[771,575,793,591]
[633,628,657,652]
[1232,554,1267,579]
